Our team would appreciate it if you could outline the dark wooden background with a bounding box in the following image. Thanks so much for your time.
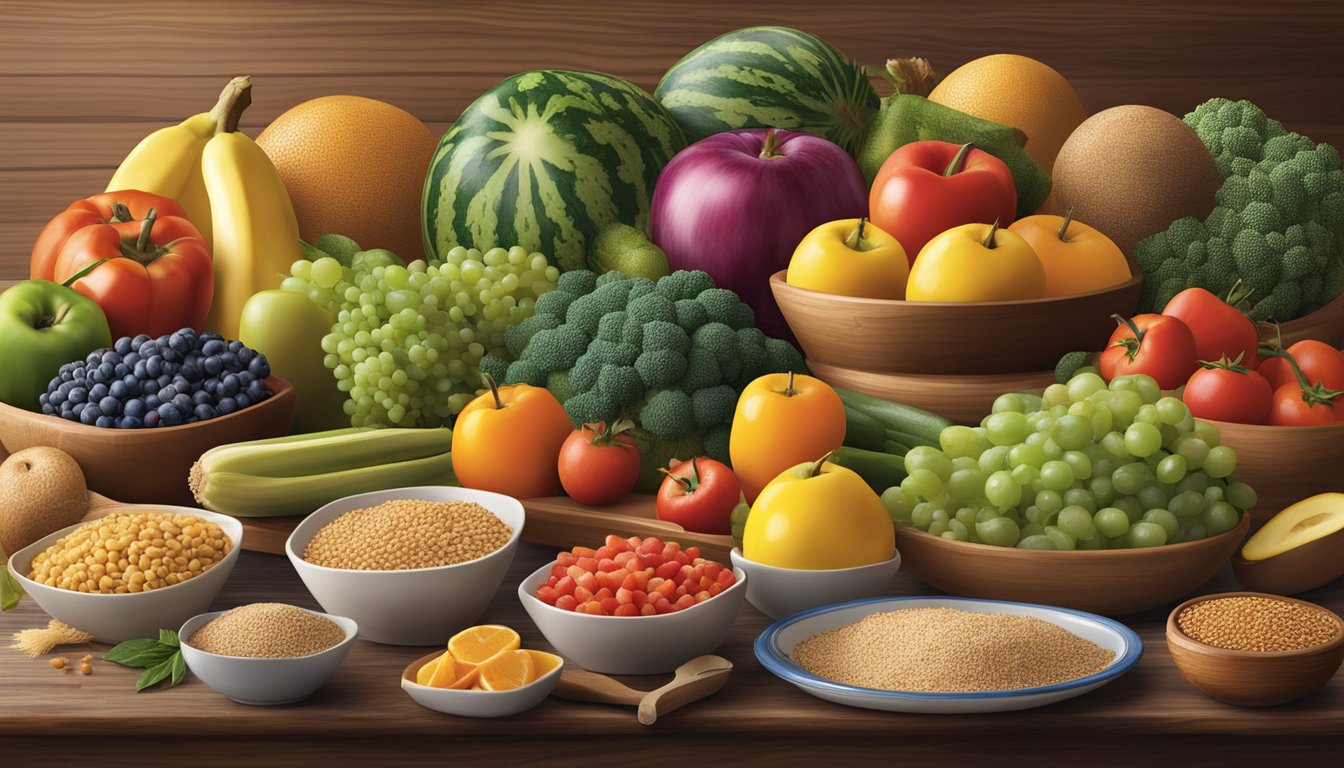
[2,0,1342,286]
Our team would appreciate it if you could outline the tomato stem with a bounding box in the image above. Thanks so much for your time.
[845,217,870,251]
[1057,207,1075,242]
[1224,278,1255,314]
[658,457,703,494]
[585,417,635,448]
[135,207,157,252]
[1110,313,1146,362]
[1197,352,1252,374]
[482,372,505,410]
[808,450,835,478]
[982,218,1001,250]
[1260,346,1344,408]
[943,142,974,177]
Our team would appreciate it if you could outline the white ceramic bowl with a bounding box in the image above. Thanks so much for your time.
[179,608,358,705]
[285,486,524,646]
[730,548,901,620]
[518,561,747,675]
[400,649,564,717]
[756,595,1143,714]
[7,505,244,643]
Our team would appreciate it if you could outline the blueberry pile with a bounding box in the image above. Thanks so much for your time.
[40,328,272,429]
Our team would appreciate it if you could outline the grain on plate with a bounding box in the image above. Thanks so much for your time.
[28,511,230,593]
[1177,596,1341,652]
[188,603,347,658]
[790,607,1114,693]
[301,499,512,570]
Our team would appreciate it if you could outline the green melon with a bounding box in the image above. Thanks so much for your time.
[655,26,879,157]
[423,70,685,271]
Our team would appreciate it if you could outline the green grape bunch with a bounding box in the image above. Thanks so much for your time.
[281,234,559,427]
[881,372,1255,550]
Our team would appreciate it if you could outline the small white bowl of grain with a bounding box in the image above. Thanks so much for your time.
[7,505,244,643]
[285,486,525,646]
[179,603,358,705]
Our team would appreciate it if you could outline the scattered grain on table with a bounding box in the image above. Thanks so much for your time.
[9,619,94,657]
[188,603,347,659]
[1177,596,1341,652]
[791,607,1115,693]
[302,499,512,571]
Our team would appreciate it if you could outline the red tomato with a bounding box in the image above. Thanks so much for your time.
[1097,314,1199,389]
[1259,341,1344,391]
[1161,287,1259,368]
[536,535,735,616]
[1182,365,1272,425]
[1269,382,1341,426]
[656,457,741,535]
[557,421,640,506]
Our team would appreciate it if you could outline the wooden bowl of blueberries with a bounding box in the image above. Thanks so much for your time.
[0,329,295,505]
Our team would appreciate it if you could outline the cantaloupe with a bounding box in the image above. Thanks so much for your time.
[0,447,87,555]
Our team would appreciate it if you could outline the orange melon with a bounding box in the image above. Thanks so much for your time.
[257,95,436,262]
[928,54,1087,174]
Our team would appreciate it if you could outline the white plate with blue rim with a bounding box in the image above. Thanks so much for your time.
[755,595,1143,714]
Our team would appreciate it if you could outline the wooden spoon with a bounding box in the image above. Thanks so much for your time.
[551,655,733,725]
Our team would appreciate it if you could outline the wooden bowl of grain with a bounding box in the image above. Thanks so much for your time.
[1166,592,1344,707]
[0,376,295,506]
[893,511,1251,616]
[770,270,1143,376]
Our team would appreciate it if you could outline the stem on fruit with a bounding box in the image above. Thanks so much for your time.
[135,208,157,252]
[808,450,835,478]
[1224,278,1255,314]
[1110,314,1146,362]
[982,218,1001,250]
[1260,346,1344,407]
[209,75,253,134]
[1197,352,1252,374]
[482,372,505,410]
[783,370,796,397]
[658,457,703,494]
[1058,207,1075,242]
[943,143,974,177]
[845,218,870,251]
[61,257,114,288]
[878,57,941,97]
[759,129,783,159]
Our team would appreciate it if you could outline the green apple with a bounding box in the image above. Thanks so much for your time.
[239,290,349,433]
[0,280,112,411]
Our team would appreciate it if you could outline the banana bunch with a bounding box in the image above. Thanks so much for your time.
[107,75,304,340]
[189,427,456,518]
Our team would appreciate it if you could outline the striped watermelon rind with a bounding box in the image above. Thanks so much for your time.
[423,70,686,272]
[654,26,879,157]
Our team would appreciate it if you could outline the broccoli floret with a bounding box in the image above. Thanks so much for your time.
[642,320,691,355]
[533,289,576,320]
[596,310,626,343]
[680,347,722,392]
[585,339,638,367]
[522,326,589,374]
[735,338,770,387]
[596,364,643,409]
[504,359,546,387]
[655,270,716,301]
[702,425,732,465]
[626,277,657,303]
[565,390,615,426]
[566,281,631,336]
[691,322,741,382]
[630,425,704,492]
[674,299,709,332]
[626,292,676,325]
[1055,351,1093,384]
[504,313,560,355]
[640,389,696,441]
[569,353,604,393]
[547,370,575,404]
[697,288,742,326]
[765,337,806,373]
[478,354,509,385]
[691,385,736,430]
[635,349,688,389]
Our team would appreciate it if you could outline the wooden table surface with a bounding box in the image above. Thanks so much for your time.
[2,541,1342,765]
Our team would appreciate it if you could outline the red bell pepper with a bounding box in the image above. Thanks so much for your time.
[869,140,1018,265]
[30,191,213,338]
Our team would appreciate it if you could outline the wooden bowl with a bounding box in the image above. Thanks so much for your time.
[1203,419,1344,526]
[0,376,295,506]
[1232,515,1344,596]
[1271,287,1344,348]
[808,360,1055,425]
[770,270,1142,375]
[892,511,1250,616]
[1166,592,1344,706]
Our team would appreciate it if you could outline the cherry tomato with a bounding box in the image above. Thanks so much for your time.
[535,535,735,616]
[1182,365,1272,425]
[1269,382,1341,426]
[1098,314,1198,389]
[656,457,741,535]
[557,421,640,506]
[1161,287,1259,368]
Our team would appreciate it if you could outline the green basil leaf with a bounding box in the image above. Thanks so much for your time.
[105,638,176,668]
[159,629,180,649]
[0,568,24,612]
[169,651,186,686]
[135,656,176,692]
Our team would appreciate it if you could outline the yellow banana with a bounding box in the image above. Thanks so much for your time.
[106,75,305,341]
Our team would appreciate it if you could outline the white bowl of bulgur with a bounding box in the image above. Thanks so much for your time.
[285,486,524,646]
[179,604,359,706]
[6,505,244,643]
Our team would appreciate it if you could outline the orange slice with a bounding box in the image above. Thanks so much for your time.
[426,650,462,688]
[477,649,536,692]
[524,649,563,679]
[416,653,445,686]
[447,664,482,690]
[447,625,521,667]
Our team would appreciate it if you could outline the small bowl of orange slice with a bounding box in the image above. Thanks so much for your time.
[400,624,564,717]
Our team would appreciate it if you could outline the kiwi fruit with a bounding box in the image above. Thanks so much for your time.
[1048,105,1220,259]
[0,447,88,555]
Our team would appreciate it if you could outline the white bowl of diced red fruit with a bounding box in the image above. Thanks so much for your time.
[517,535,747,675]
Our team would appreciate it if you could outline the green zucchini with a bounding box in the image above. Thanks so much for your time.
[835,387,953,446]
[885,428,935,449]
[843,405,888,452]
[832,446,908,494]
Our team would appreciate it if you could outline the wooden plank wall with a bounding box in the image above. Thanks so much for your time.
[2,0,1342,284]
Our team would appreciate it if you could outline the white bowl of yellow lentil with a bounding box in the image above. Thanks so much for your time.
[6,506,244,643]
[285,486,524,646]
[755,596,1143,713]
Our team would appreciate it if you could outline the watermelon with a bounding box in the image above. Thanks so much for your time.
[655,26,879,157]
[423,70,685,271]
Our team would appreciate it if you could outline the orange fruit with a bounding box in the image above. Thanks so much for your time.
[446,625,521,667]
[256,95,437,262]
[425,651,462,688]
[416,652,445,686]
[928,54,1087,174]
[524,649,564,679]
[477,649,536,692]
